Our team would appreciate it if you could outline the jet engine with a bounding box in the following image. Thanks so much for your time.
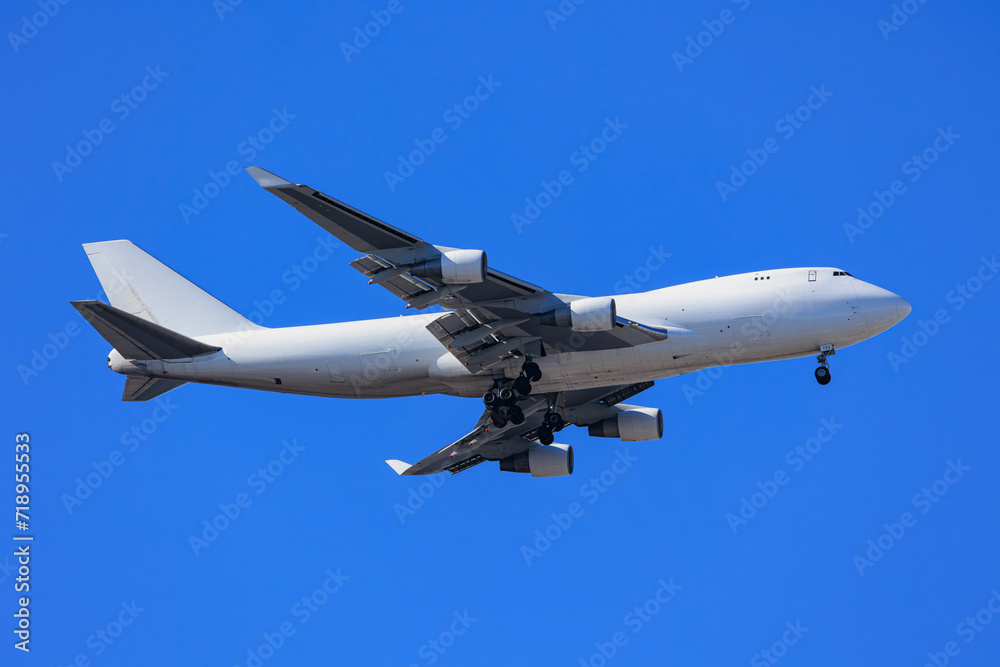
[499,444,574,477]
[539,297,616,332]
[409,249,487,284]
[588,407,663,441]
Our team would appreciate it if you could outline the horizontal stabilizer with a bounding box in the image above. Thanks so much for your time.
[71,300,221,360]
[123,375,187,402]
[385,459,414,475]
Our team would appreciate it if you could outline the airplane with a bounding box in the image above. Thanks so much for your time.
[72,167,911,478]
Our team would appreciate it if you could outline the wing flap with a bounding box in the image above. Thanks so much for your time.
[426,308,535,374]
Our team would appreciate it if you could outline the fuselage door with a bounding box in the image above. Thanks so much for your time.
[328,361,345,383]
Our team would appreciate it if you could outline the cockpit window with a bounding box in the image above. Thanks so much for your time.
[833,271,853,277]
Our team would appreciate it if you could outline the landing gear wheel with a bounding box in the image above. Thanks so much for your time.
[513,376,532,396]
[538,428,554,446]
[498,387,516,405]
[483,390,498,408]
[543,412,564,430]
[523,362,542,383]
[508,405,525,425]
[815,366,831,385]
[490,408,508,428]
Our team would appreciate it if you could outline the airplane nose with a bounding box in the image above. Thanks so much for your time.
[897,296,912,321]
[855,281,910,334]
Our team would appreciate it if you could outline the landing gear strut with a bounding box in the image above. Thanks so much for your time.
[523,360,542,383]
[482,358,543,410]
[815,345,834,385]
[536,410,564,445]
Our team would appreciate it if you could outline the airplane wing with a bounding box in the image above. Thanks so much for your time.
[386,381,655,475]
[246,167,672,374]
[245,167,544,304]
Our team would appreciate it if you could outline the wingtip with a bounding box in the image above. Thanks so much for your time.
[245,166,294,189]
[385,459,413,475]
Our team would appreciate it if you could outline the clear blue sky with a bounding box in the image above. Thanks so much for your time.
[3,1,999,665]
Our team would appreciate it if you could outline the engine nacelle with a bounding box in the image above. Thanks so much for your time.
[588,407,663,441]
[539,296,616,332]
[409,249,487,284]
[499,444,574,477]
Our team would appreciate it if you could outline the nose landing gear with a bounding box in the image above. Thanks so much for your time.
[815,345,834,385]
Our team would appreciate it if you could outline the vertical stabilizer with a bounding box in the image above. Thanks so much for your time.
[82,240,262,337]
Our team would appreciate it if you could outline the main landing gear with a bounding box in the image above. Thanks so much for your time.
[536,411,565,445]
[483,358,544,427]
[815,345,834,385]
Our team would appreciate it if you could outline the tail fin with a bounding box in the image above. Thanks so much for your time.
[82,240,262,337]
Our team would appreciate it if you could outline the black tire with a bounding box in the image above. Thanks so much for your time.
[815,366,831,385]
[499,387,516,405]
[524,362,542,382]
[544,412,564,430]
[509,405,525,425]
[483,390,498,407]
[538,428,554,445]
[491,408,508,428]
[513,376,532,396]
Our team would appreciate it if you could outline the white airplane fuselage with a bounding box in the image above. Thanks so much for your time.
[108,267,909,398]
